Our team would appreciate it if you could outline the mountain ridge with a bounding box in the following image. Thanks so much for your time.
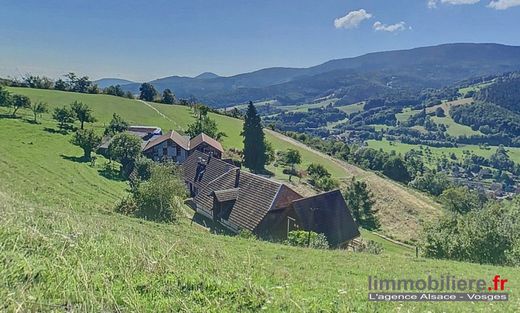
[105,43,520,107]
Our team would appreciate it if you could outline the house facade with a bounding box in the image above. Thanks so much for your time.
[142,130,223,163]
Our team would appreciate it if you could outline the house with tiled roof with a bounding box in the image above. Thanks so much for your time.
[143,130,223,163]
[182,151,360,247]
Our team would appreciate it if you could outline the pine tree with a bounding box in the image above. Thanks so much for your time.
[242,101,266,172]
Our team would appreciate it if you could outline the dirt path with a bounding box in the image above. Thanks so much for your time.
[138,100,181,128]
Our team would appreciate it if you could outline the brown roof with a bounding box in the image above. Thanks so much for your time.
[212,188,240,202]
[290,189,360,246]
[182,150,237,191]
[189,133,224,153]
[194,167,291,232]
[143,130,190,152]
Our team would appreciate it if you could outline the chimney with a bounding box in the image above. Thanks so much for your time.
[234,168,240,188]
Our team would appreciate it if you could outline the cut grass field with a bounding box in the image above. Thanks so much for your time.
[1,89,519,312]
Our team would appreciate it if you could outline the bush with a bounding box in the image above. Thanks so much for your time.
[285,230,329,249]
[313,176,339,191]
[355,239,384,255]
[237,229,256,240]
[421,198,520,266]
[116,162,186,223]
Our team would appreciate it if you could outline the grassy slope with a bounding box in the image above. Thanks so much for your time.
[1,89,519,311]
[6,88,441,243]
[2,190,519,312]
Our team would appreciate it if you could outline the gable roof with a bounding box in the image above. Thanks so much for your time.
[143,130,190,152]
[189,133,224,153]
[194,167,298,232]
[226,171,283,231]
[290,189,360,246]
[212,188,240,202]
[182,150,237,191]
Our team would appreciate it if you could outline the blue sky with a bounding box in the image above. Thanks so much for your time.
[1,0,520,81]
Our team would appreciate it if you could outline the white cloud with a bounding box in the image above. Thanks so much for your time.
[373,21,408,32]
[334,9,373,29]
[428,0,480,7]
[488,0,520,9]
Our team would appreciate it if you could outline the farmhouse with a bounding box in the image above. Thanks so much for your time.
[182,150,360,247]
[99,126,223,164]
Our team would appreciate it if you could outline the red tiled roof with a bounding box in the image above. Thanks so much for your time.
[143,130,190,151]
[189,133,224,153]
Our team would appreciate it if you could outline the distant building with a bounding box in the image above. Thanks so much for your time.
[98,126,162,154]
[182,150,360,247]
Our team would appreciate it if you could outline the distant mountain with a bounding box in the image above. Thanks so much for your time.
[120,43,520,107]
[194,72,220,80]
[94,78,137,89]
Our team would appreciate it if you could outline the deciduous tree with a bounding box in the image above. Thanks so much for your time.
[71,128,101,160]
[30,101,48,123]
[70,101,96,129]
[162,88,176,104]
[108,133,143,178]
[139,83,158,101]
[52,106,76,130]
[11,94,31,117]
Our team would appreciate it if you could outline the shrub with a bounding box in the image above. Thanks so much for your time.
[285,230,329,249]
[237,229,256,240]
[355,239,384,255]
[421,198,520,266]
[116,162,186,223]
[314,176,339,191]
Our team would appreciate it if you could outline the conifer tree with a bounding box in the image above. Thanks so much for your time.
[241,101,266,172]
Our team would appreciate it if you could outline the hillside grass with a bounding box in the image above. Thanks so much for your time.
[2,190,519,312]
[1,88,519,311]
[4,88,443,243]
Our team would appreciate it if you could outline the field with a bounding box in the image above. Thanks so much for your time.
[3,88,443,243]
[1,88,519,312]
[367,139,520,165]
[337,102,364,115]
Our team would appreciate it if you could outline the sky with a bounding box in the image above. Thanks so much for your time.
[1,0,520,82]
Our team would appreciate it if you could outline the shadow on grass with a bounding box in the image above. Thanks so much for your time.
[60,154,89,163]
[24,119,40,125]
[44,127,69,135]
[0,114,22,119]
[191,212,235,235]
[98,166,125,182]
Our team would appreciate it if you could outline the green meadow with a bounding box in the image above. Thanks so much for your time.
[367,139,520,165]
[1,88,519,312]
